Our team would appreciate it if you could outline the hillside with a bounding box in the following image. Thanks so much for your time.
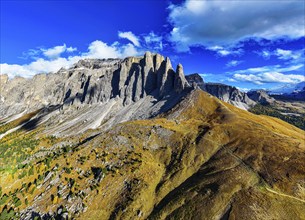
[0,88,304,219]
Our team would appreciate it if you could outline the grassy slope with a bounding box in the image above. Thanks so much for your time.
[0,90,304,219]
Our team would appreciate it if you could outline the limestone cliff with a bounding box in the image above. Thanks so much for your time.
[186,73,256,110]
[0,52,190,118]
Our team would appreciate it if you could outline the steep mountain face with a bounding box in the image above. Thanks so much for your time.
[0,52,190,135]
[185,73,256,110]
[0,53,304,220]
[247,90,275,105]
[184,73,204,88]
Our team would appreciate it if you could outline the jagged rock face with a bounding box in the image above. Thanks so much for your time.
[185,74,256,110]
[247,90,275,105]
[0,52,190,118]
[185,73,204,88]
[202,83,256,109]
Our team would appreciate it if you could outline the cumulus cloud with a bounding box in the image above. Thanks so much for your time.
[233,72,305,84]
[84,40,121,58]
[118,31,140,47]
[1,58,75,78]
[42,44,67,59]
[168,0,305,51]
[1,40,141,78]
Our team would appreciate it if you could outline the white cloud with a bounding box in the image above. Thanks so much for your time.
[257,50,272,59]
[274,48,303,60]
[1,40,142,78]
[226,60,243,68]
[233,72,305,84]
[236,87,250,92]
[66,46,77,52]
[42,44,67,59]
[231,64,304,75]
[257,48,304,65]
[207,45,242,57]
[83,40,141,59]
[1,64,35,78]
[118,31,140,47]
[20,45,77,61]
[0,58,75,78]
[84,40,121,58]
[121,43,140,57]
[144,32,163,50]
[168,0,305,51]
[20,49,41,60]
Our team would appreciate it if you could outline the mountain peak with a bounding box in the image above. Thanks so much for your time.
[0,52,191,124]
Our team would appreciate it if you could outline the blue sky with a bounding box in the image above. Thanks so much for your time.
[1,0,304,91]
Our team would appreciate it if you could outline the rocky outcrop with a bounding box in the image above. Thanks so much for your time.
[185,73,204,88]
[247,90,275,105]
[186,73,256,110]
[0,52,191,119]
[174,64,189,93]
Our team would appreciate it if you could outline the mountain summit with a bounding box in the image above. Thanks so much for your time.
[0,52,191,135]
[1,52,190,116]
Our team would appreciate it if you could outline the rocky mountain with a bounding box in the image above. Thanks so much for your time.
[0,53,304,220]
[247,90,275,105]
[185,73,256,110]
[269,81,305,101]
[284,90,305,101]
[0,52,190,135]
[270,81,305,94]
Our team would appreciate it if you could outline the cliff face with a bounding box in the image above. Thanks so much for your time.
[247,90,275,104]
[185,73,256,110]
[0,52,190,118]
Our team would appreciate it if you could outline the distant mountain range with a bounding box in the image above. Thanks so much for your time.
[185,74,256,110]
[269,81,305,97]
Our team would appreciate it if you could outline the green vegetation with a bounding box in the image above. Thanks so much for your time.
[249,104,305,130]
[0,194,8,205]
[13,196,21,207]
[0,131,39,173]
[0,207,15,220]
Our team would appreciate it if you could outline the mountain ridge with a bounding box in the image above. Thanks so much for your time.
[0,52,190,118]
[0,52,192,136]
[185,73,256,110]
